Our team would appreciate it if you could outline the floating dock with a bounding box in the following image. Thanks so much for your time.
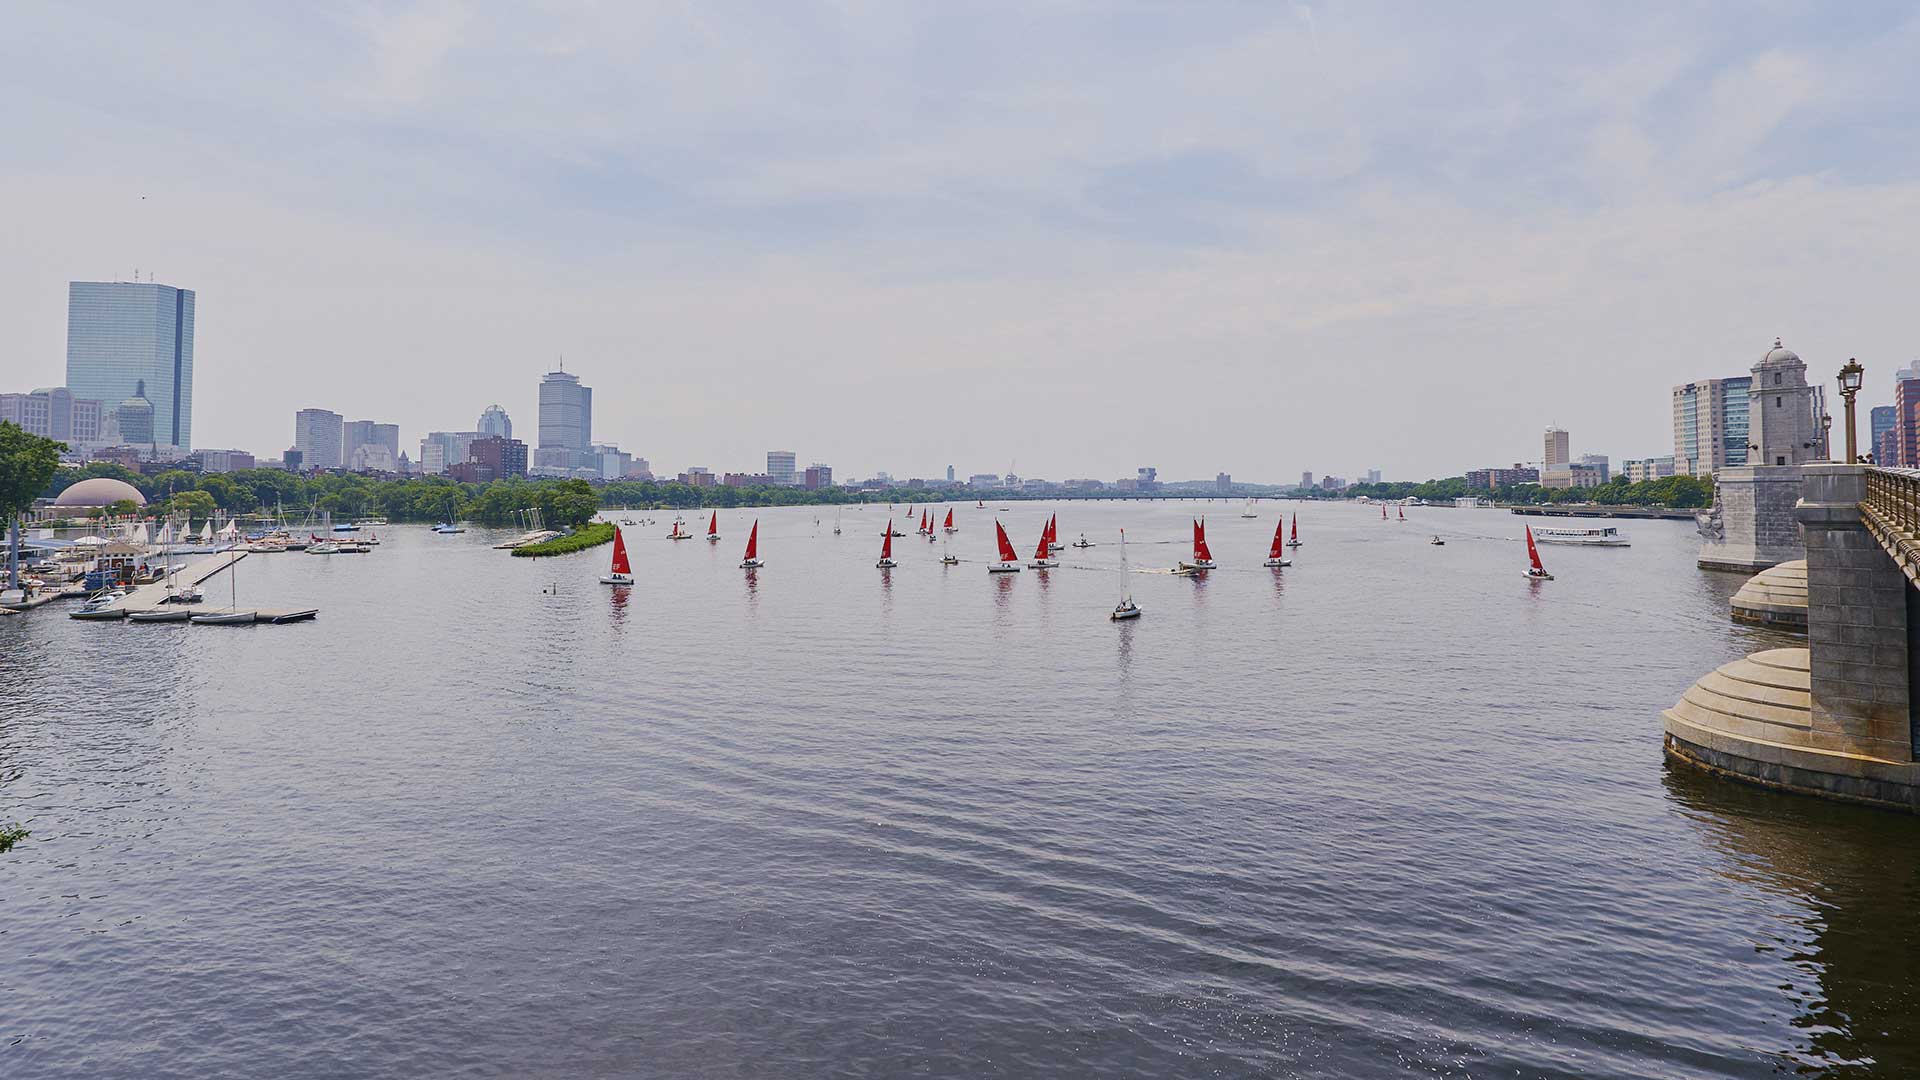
[70,551,319,625]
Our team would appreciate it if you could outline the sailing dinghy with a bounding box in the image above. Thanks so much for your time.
[877,520,897,568]
[1524,525,1553,580]
[990,521,1022,573]
[1179,518,1216,572]
[1264,516,1291,567]
[600,526,633,584]
[740,520,763,568]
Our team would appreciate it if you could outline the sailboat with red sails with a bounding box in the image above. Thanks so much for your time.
[990,521,1022,573]
[739,520,763,569]
[1263,516,1291,567]
[877,519,897,568]
[1179,518,1217,572]
[599,525,633,585]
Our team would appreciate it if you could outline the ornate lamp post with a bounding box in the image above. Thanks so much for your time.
[1838,359,1865,463]
[1821,413,1834,460]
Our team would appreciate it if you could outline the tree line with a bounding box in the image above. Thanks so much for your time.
[1336,473,1714,508]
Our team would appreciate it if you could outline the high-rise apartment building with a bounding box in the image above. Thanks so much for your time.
[1893,363,1920,467]
[477,404,512,440]
[1,387,105,446]
[467,435,528,480]
[1543,427,1570,469]
[805,464,833,490]
[767,450,797,486]
[1672,376,1753,475]
[1622,456,1676,483]
[65,281,195,452]
[946,465,955,483]
[1215,472,1232,492]
[1301,471,1314,489]
[537,369,592,468]
[293,408,345,470]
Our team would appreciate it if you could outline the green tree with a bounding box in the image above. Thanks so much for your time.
[1,421,67,589]
[167,489,217,521]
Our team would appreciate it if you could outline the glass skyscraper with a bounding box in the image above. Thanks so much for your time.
[65,281,196,452]
[1671,375,1751,475]
[538,369,592,467]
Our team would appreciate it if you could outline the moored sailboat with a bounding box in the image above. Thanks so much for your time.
[600,526,633,584]
[1524,525,1554,581]
[740,520,763,568]
[989,520,1022,573]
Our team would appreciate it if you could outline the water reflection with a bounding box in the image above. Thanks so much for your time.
[607,584,630,627]
[1664,764,1920,1075]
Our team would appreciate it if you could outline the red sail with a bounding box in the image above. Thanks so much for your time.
[610,526,630,574]
[1526,525,1544,571]
[744,520,759,561]
[1381,504,1387,519]
[1033,524,1050,560]
[881,520,894,560]
[707,511,718,536]
[1046,514,1058,545]
[1267,517,1286,559]
[1194,518,1213,562]
[1398,506,1405,520]
[922,510,930,532]
[943,509,954,529]
[995,520,1019,562]
[1290,513,1298,541]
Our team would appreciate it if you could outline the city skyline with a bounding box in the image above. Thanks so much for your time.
[4,6,1917,481]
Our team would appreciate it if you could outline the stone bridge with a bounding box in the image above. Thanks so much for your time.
[1665,464,1920,811]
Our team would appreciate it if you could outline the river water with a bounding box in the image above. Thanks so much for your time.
[3,500,1916,1078]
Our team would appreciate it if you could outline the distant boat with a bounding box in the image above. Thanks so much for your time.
[705,511,720,543]
[1241,498,1257,519]
[1179,518,1216,572]
[917,510,930,536]
[833,508,842,535]
[433,523,464,534]
[975,500,985,509]
[1532,526,1629,547]
[668,516,691,540]
[740,520,763,568]
[1071,532,1094,548]
[1287,512,1301,549]
[943,509,957,534]
[940,532,959,565]
[1429,535,1446,546]
[1264,516,1291,567]
[1525,525,1554,580]
[1381,504,1388,520]
[990,520,1022,573]
[1028,520,1057,568]
[877,519,897,568]
[600,525,633,585]
[1111,528,1141,620]
[1398,505,1406,522]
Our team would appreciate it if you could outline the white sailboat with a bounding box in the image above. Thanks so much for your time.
[1240,497,1257,518]
[1111,529,1141,620]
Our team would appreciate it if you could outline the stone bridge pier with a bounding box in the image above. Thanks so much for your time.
[1665,464,1920,811]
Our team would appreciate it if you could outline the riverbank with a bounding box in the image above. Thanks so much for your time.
[510,522,616,557]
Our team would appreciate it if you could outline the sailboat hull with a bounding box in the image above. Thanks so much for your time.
[1525,570,1554,581]
[876,559,897,568]
[1110,605,1142,620]
[130,608,193,622]
[599,574,634,585]
[1264,557,1291,567]
[740,559,763,569]
[1180,560,1217,571]
[988,563,1022,573]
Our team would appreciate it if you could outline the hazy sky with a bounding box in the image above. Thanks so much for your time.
[4,2,1916,482]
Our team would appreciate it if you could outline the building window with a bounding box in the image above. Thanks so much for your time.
[1774,372,1782,385]
[1776,455,1786,466]
[1776,396,1782,407]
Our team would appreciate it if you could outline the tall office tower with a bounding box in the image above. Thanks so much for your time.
[477,404,512,440]
[1543,427,1570,469]
[1872,404,1898,464]
[65,280,195,452]
[1893,363,1920,467]
[538,369,592,468]
[1672,376,1754,475]
[1747,339,1818,468]
[767,450,797,486]
[294,408,345,470]
[343,420,401,468]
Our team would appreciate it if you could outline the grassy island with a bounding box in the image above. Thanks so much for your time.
[511,522,617,557]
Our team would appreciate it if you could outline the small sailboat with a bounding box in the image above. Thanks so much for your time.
[833,508,842,535]
[705,511,720,543]
[1071,532,1094,548]
[668,516,691,540]
[989,520,1023,573]
[1111,529,1141,620]
[1287,513,1301,549]
[917,510,930,536]
[1381,504,1388,520]
[1028,521,1057,568]
[1524,525,1554,580]
[1179,518,1216,572]
[1263,516,1291,567]
[1428,535,1446,546]
[943,509,957,534]
[877,520,897,568]
[975,500,985,509]
[1398,505,1406,522]
[1046,514,1062,553]
[600,526,633,584]
[940,533,959,565]
[1240,498,1257,519]
[739,520,763,568]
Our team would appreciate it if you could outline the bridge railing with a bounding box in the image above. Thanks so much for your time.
[1860,467,1920,585]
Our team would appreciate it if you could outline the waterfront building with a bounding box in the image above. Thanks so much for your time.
[1622,456,1676,483]
[805,464,833,490]
[65,280,195,454]
[628,457,652,480]
[724,472,774,487]
[114,381,156,448]
[1543,427,1570,470]
[537,369,592,469]
[1137,466,1158,490]
[1892,363,1920,467]
[1672,375,1753,475]
[1871,405,1896,464]
[293,408,345,470]
[765,450,798,486]
[0,387,105,446]
[477,404,512,440]
[1465,464,1539,488]
[468,435,528,479]
[193,448,255,473]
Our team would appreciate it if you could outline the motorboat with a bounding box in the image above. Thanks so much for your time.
[332,523,360,533]
[69,590,128,620]
[1530,526,1630,547]
[1111,598,1141,620]
[1429,535,1446,546]
[1071,533,1094,549]
[432,523,465,534]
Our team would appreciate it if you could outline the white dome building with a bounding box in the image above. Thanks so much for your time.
[51,477,147,508]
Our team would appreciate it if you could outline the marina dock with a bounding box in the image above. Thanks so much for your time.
[70,551,319,625]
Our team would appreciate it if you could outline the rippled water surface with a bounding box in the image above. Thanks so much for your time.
[4,501,1918,1078]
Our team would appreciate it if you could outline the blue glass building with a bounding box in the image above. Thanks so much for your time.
[65,281,195,451]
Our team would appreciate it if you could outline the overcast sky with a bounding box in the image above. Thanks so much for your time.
[4,2,1915,482]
